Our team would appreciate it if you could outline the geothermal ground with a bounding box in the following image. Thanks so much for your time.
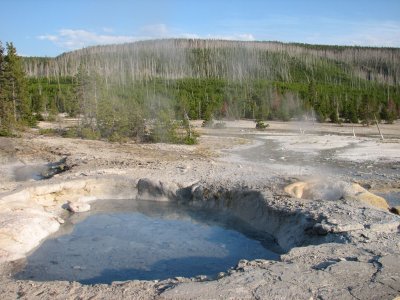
[0,119,399,299]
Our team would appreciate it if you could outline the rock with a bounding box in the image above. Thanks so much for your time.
[312,223,331,235]
[390,206,400,215]
[237,259,249,268]
[344,183,390,211]
[367,222,399,233]
[284,181,310,198]
[54,216,65,224]
[195,275,208,281]
[67,201,91,213]
[0,211,60,263]
[136,178,178,201]
[216,272,226,279]
[285,181,390,212]
[335,223,364,232]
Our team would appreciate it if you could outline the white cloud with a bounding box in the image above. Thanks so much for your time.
[204,33,255,41]
[235,34,255,41]
[345,21,400,47]
[139,24,169,37]
[37,25,257,51]
[37,29,138,50]
[304,19,400,47]
[102,27,114,33]
[38,34,58,42]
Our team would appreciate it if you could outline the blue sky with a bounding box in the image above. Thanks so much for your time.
[1,0,399,57]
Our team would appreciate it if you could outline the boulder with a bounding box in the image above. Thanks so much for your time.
[284,181,310,198]
[67,201,91,213]
[284,181,390,211]
[343,183,389,211]
[390,206,400,215]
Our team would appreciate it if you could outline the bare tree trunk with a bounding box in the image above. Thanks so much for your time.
[184,110,192,138]
[198,100,201,119]
[12,81,17,122]
[374,114,384,140]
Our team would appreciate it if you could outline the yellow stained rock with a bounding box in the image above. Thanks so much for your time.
[345,183,390,211]
[284,181,390,211]
[284,181,310,199]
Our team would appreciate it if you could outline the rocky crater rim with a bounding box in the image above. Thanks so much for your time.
[1,176,399,282]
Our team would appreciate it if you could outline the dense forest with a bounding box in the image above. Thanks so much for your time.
[2,39,400,142]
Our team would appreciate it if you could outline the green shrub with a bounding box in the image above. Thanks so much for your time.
[108,132,128,143]
[183,135,198,145]
[62,128,79,138]
[255,119,269,130]
[39,128,59,136]
[80,127,101,140]
[213,121,226,129]
[0,127,13,137]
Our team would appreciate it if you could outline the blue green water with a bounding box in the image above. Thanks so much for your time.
[15,200,280,284]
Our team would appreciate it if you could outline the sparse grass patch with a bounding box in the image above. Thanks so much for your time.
[39,128,60,136]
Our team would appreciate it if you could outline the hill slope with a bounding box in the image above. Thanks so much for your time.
[22,39,400,140]
[24,39,400,85]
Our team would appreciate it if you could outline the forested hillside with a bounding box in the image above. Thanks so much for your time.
[18,39,400,140]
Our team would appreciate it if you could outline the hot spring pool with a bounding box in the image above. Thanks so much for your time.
[15,199,281,284]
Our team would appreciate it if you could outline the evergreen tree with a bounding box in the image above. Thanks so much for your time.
[380,98,397,124]
[345,100,359,123]
[3,42,31,125]
[74,62,98,131]
[359,94,376,126]
[0,41,32,135]
[0,41,12,135]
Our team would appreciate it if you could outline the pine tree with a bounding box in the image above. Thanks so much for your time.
[6,43,30,122]
[0,41,12,135]
[359,94,376,126]
[345,100,358,124]
[380,98,397,124]
[74,62,94,128]
[0,41,31,134]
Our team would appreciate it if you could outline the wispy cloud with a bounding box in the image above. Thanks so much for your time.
[37,24,256,50]
[206,33,255,41]
[212,15,400,47]
[304,19,400,47]
[344,21,400,47]
[139,23,169,38]
[37,29,138,50]
[102,27,114,33]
